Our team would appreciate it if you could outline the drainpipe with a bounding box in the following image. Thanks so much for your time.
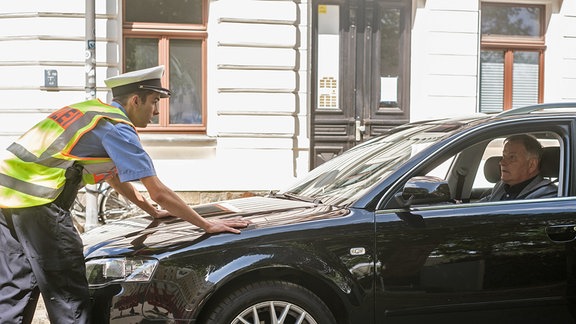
[84,0,99,231]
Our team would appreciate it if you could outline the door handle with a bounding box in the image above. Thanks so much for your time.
[545,225,576,243]
[355,120,365,141]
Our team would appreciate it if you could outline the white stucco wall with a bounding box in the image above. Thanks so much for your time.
[545,0,576,101]
[410,0,575,122]
[0,0,117,156]
[410,0,480,122]
[0,0,309,193]
[1,0,576,193]
[149,0,310,192]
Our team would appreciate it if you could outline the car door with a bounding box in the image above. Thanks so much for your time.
[374,200,576,323]
[372,120,576,323]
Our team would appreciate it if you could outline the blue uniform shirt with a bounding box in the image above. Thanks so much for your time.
[70,102,156,183]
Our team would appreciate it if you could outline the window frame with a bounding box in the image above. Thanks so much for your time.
[480,3,546,111]
[122,0,208,133]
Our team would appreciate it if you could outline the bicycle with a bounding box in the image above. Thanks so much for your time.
[71,182,135,233]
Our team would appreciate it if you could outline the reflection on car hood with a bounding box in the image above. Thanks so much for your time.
[83,196,348,258]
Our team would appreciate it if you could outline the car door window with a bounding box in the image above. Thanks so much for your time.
[375,129,573,323]
[391,132,564,210]
[470,135,562,201]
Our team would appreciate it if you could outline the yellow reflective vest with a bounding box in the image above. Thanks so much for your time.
[0,99,135,208]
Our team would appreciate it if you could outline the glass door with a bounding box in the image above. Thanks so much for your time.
[311,0,411,169]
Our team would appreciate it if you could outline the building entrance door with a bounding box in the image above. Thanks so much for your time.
[311,0,411,169]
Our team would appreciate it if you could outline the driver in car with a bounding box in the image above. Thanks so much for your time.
[480,134,558,201]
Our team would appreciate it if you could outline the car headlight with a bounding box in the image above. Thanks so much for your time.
[86,257,158,288]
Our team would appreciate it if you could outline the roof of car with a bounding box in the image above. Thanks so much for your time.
[494,102,576,117]
[413,102,576,130]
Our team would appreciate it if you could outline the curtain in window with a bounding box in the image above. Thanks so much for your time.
[480,51,504,113]
[512,51,539,108]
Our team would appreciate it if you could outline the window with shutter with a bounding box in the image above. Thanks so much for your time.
[479,3,544,112]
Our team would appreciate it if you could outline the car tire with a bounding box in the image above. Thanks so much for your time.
[204,280,337,324]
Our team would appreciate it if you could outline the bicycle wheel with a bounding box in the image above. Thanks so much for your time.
[98,186,135,223]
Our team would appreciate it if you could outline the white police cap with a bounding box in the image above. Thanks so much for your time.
[105,66,171,98]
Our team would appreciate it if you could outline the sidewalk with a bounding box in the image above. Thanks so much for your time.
[32,296,49,324]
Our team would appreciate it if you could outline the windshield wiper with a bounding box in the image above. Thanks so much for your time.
[270,192,323,205]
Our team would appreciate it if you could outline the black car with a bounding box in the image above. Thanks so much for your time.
[83,103,576,323]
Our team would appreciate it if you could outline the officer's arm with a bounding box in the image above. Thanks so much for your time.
[139,175,250,234]
[105,175,164,218]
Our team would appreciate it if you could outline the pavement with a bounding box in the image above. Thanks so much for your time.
[32,296,49,323]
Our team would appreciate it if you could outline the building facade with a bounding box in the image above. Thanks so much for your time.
[0,0,574,196]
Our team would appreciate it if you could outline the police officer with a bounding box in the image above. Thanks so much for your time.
[0,66,250,323]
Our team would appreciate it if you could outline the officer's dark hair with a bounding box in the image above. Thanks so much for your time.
[112,90,156,107]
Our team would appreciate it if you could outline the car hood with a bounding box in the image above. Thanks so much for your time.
[83,196,349,258]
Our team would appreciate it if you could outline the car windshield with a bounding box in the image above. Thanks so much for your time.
[281,122,465,206]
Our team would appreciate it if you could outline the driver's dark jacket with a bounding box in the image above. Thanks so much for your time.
[480,174,558,202]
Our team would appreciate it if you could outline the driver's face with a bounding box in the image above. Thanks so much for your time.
[500,140,537,186]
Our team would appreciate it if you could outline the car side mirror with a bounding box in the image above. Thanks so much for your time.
[393,176,452,208]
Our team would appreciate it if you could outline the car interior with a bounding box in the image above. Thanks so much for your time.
[383,130,565,211]
[422,132,563,204]
[483,146,560,185]
[474,135,561,200]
